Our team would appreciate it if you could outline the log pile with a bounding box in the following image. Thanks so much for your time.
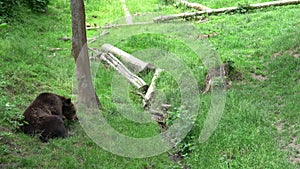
[89,45,169,127]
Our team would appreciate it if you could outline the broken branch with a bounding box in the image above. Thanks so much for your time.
[143,68,164,109]
[87,31,109,44]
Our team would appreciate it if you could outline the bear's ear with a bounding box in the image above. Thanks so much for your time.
[64,98,71,105]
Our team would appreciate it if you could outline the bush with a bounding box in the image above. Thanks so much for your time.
[0,0,19,21]
[26,0,49,13]
[0,0,49,23]
[158,0,175,5]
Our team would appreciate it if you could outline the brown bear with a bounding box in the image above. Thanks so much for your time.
[21,92,77,142]
[37,115,68,142]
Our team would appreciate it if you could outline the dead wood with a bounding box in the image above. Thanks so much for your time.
[154,0,300,22]
[101,22,155,29]
[143,68,164,109]
[49,48,63,52]
[203,61,243,93]
[86,22,155,30]
[197,32,217,40]
[148,109,166,123]
[147,106,170,132]
[101,44,155,73]
[87,31,110,44]
[58,37,71,41]
[203,64,229,94]
[179,0,212,11]
[100,53,148,91]
[86,26,100,30]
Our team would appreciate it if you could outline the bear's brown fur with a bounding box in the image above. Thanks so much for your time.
[38,115,68,142]
[21,92,77,142]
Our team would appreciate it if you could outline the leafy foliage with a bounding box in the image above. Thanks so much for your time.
[0,0,19,22]
[158,0,175,5]
[0,0,49,23]
[237,2,251,14]
[25,0,49,13]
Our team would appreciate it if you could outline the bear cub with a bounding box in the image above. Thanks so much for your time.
[21,92,77,142]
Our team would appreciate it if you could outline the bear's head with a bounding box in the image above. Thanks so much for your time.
[38,115,68,142]
[62,98,78,121]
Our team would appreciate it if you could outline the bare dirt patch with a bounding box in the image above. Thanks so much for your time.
[272,46,300,58]
[275,121,300,165]
[251,73,267,82]
[275,121,284,132]
[288,136,300,164]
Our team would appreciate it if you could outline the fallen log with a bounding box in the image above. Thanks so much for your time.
[101,44,155,73]
[203,64,228,94]
[154,0,300,22]
[86,26,100,30]
[179,0,212,11]
[100,53,148,91]
[101,22,155,29]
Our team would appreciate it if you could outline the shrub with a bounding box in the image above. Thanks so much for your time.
[0,0,19,21]
[158,0,175,5]
[0,0,49,23]
[26,0,49,13]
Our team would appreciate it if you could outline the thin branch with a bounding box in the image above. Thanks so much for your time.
[87,31,110,44]
[100,22,155,29]
[143,68,164,109]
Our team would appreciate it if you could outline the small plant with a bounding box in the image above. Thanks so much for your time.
[237,2,251,14]
[158,0,175,5]
[166,106,200,157]
[1,102,24,130]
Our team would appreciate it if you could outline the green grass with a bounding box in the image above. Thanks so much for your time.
[1,0,300,168]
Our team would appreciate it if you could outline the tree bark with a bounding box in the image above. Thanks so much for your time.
[101,44,155,73]
[143,68,164,109]
[100,53,148,91]
[71,0,101,108]
[179,0,212,11]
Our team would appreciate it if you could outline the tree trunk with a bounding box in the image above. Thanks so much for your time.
[71,0,101,108]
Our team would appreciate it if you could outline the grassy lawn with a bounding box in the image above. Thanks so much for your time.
[0,0,299,168]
